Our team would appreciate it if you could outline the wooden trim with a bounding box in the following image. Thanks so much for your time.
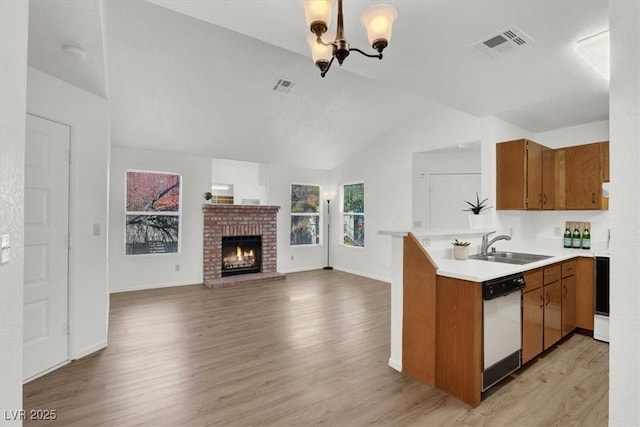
[554,149,567,209]
[436,276,482,407]
[576,257,595,331]
[402,233,437,387]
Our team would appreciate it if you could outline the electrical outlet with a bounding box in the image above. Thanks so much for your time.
[554,226,562,236]
[175,264,180,272]
[290,255,294,261]
[93,223,101,236]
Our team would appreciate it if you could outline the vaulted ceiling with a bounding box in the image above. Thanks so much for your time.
[27,0,609,169]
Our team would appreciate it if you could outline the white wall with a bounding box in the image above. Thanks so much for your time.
[609,1,640,424]
[109,147,211,292]
[412,149,481,229]
[331,105,484,281]
[27,67,110,359]
[267,166,330,273]
[211,158,268,204]
[534,120,609,148]
[0,0,28,421]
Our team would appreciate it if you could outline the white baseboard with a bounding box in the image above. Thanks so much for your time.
[74,340,108,360]
[333,266,390,283]
[280,266,325,274]
[388,358,402,372]
[110,280,200,294]
[24,360,71,384]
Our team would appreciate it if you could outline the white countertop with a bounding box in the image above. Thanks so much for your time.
[431,244,596,282]
[379,229,606,282]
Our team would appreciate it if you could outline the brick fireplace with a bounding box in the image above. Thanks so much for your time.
[202,204,285,288]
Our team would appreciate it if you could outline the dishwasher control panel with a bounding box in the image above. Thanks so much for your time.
[482,273,525,300]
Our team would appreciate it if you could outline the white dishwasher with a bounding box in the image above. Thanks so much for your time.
[482,273,525,391]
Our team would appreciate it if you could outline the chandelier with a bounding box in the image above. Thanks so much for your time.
[300,0,398,78]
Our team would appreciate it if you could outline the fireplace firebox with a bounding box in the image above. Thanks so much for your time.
[221,236,262,277]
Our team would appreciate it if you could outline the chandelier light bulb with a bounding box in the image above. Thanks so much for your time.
[361,4,398,51]
[300,0,336,36]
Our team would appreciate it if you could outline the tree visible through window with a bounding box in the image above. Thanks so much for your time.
[290,184,320,246]
[342,182,364,247]
[126,170,181,255]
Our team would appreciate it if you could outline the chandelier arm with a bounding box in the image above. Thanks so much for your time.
[349,48,383,60]
[320,56,335,78]
[316,36,335,47]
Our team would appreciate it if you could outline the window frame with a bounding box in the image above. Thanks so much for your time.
[341,181,365,248]
[290,183,322,247]
[125,169,183,256]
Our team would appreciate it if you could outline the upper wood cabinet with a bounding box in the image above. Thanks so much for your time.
[497,139,609,211]
[542,147,555,210]
[565,142,609,210]
[496,139,545,210]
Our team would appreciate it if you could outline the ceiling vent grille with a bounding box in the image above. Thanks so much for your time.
[470,25,534,57]
[272,77,296,94]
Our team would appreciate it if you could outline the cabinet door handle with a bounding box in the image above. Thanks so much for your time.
[539,193,543,205]
[545,293,551,306]
[539,294,545,309]
[563,285,568,297]
[543,194,548,205]
[592,192,596,204]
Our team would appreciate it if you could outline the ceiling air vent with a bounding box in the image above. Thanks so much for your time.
[470,25,535,58]
[272,77,296,94]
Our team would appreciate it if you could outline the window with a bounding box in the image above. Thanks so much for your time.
[126,170,181,255]
[290,184,320,246]
[342,182,364,247]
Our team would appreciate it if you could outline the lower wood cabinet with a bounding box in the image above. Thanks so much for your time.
[543,280,562,350]
[522,259,582,364]
[562,274,577,337]
[576,257,595,330]
[522,287,544,364]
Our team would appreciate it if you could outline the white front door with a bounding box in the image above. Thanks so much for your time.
[23,114,70,381]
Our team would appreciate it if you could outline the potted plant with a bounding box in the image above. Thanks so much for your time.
[204,191,213,204]
[452,239,471,260]
[464,192,491,229]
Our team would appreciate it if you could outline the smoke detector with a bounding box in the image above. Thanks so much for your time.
[272,77,296,94]
[470,25,534,58]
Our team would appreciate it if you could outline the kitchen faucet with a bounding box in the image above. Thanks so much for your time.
[481,231,512,255]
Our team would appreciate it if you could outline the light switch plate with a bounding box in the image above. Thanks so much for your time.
[93,223,101,236]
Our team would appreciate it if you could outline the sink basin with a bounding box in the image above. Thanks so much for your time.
[469,251,553,265]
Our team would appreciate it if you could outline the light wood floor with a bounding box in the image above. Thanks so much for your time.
[23,270,608,426]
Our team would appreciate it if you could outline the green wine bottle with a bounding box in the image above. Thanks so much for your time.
[572,228,581,248]
[563,228,572,248]
[582,228,591,249]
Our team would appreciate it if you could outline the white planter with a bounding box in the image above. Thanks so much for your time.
[453,245,469,260]
[468,214,485,229]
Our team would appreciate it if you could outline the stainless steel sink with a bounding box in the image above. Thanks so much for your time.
[469,251,552,265]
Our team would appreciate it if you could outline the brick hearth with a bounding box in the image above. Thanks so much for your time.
[202,204,285,288]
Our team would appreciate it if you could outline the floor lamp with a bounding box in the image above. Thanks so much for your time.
[323,192,335,270]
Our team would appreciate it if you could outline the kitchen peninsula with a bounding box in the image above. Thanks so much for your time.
[380,229,598,407]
